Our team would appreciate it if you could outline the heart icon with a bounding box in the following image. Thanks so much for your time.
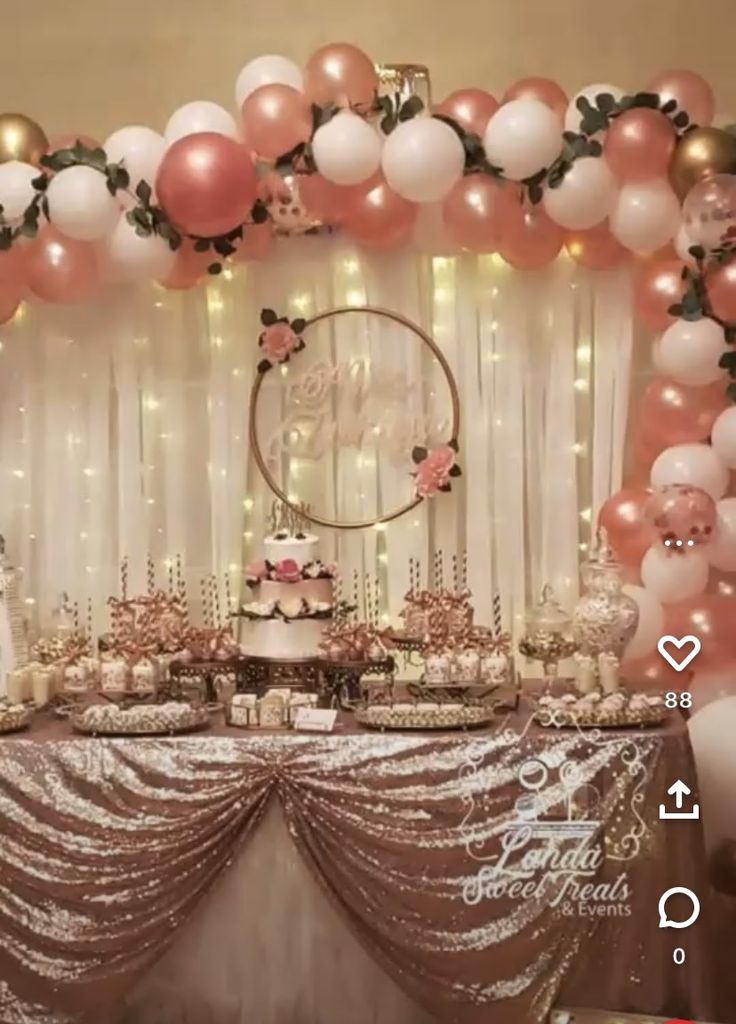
[657,635,701,673]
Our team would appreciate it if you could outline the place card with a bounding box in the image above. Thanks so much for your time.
[293,707,337,733]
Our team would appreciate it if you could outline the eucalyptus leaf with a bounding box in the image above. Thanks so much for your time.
[207,262,222,275]
[595,92,617,113]
[718,350,736,368]
[193,238,210,252]
[31,174,48,192]
[660,98,678,114]
[727,382,736,403]
[135,180,152,206]
[673,111,690,128]
[251,199,269,225]
[528,182,543,205]
[632,92,660,109]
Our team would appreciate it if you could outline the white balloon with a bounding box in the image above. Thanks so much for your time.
[622,584,665,659]
[650,442,729,500]
[103,126,166,192]
[382,118,464,203]
[165,101,238,145]
[312,112,382,186]
[708,496,736,571]
[542,156,617,229]
[688,696,736,848]
[609,179,680,254]
[564,83,625,134]
[711,407,736,469]
[46,165,118,241]
[103,214,176,282]
[483,100,562,181]
[674,222,699,265]
[640,544,708,603]
[235,55,303,107]
[0,161,38,222]
[653,317,726,386]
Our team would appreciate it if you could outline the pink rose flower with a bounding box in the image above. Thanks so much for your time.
[245,560,268,583]
[415,444,456,498]
[274,558,302,583]
[261,322,298,364]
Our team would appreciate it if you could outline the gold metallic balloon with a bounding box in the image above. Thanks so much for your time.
[0,113,48,166]
[670,126,736,199]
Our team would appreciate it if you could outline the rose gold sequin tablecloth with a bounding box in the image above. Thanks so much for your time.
[0,709,719,1024]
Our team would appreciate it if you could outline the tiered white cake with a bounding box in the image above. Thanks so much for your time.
[240,530,334,659]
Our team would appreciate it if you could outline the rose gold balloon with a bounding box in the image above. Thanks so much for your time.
[0,112,48,165]
[604,109,676,181]
[633,258,684,331]
[622,649,694,690]
[442,174,516,251]
[502,77,568,120]
[666,594,736,669]
[156,132,257,238]
[497,202,563,269]
[707,260,736,322]
[669,127,736,199]
[434,89,499,137]
[565,221,629,270]
[0,281,21,324]
[241,84,312,160]
[598,485,654,568]
[647,69,715,127]
[299,172,356,224]
[635,378,728,453]
[26,225,100,304]
[233,222,274,261]
[342,176,417,245]
[303,43,378,109]
[0,245,29,288]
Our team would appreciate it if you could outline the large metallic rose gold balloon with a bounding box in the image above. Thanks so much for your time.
[434,89,499,137]
[565,221,629,269]
[156,132,257,238]
[598,485,654,568]
[633,258,684,331]
[442,174,517,252]
[26,225,100,304]
[634,378,728,459]
[342,175,416,246]
[497,202,563,269]
[0,112,48,165]
[707,260,736,322]
[303,43,378,108]
[241,84,312,160]
[669,127,736,199]
[502,78,567,120]
[604,109,675,181]
[647,69,715,126]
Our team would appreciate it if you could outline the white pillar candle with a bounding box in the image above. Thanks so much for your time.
[32,668,52,708]
[598,653,620,694]
[5,669,29,704]
[574,654,598,694]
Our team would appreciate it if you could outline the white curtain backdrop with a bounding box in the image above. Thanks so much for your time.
[0,237,634,640]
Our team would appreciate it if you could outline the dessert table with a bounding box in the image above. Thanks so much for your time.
[0,705,719,1024]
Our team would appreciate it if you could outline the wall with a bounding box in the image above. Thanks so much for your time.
[3,0,736,137]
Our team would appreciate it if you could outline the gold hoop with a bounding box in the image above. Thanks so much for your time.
[248,305,461,531]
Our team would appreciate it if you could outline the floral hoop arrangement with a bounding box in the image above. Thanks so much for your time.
[248,304,462,529]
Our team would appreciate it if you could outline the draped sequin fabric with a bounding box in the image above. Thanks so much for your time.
[0,712,716,1024]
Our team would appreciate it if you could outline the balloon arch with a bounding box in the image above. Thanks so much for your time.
[0,42,735,694]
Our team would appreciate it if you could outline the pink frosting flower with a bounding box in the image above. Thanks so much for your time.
[274,558,302,583]
[261,322,298,364]
[415,444,456,498]
[245,560,268,582]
